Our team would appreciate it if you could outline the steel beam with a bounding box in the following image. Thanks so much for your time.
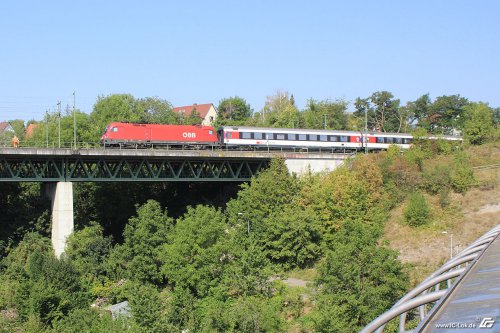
[0,156,269,181]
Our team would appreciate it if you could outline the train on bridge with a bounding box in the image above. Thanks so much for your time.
[100,122,462,152]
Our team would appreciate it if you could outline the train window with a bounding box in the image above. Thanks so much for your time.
[386,137,394,144]
[209,130,214,135]
[394,138,402,144]
[226,133,233,139]
[288,133,296,140]
[319,135,327,142]
[404,138,413,144]
[329,136,338,142]
[112,127,118,132]
[309,134,318,141]
[241,132,252,139]
[340,136,348,142]
[376,137,385,143]
[298,134,307,141]
[265,133,274,140]
[276,134,286,140]
[254,132,263,140]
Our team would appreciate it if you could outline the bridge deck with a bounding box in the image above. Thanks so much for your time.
[0,147,352,159]
[0,148,349,181]
[419,233,500,332]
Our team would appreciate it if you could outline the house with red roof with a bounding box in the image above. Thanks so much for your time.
[25,123,38,138]
[172,103,218,126]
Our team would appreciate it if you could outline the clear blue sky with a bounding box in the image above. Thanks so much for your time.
[1,0,499,122]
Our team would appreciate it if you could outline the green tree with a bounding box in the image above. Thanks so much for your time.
[8,119,25,139]
[404,191,430,227]
[135,97,177,124]
[226,159,300,238]
[303,98,349,130]
[160,205,227,297]
[257,90,301,128]
[52,308,132,333]
[299,166,384,245]
[354,91,402,132]
[89,94,140,140]
[263,205,321,269]
[227,296,284,333]
[107,200,173,285]
[451,152,475,193]
[127,283,172,333]
[217,96,253,124]
[1,234,89,327]
[64,223,112,280]
[463,102,494,145]
[405,94,432,130]
[221,238,273,297]
[312,221,408,332]
[427,94,469,134]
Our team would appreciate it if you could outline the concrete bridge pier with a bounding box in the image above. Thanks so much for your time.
[43,182,74,258]
[284,156,346,175]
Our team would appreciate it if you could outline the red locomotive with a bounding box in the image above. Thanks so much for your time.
[100,122,218,147]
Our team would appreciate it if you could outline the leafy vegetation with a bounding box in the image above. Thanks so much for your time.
[404,192,430,227]
[0,90,497,331]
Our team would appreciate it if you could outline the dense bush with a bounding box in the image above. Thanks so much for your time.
[312,221,408,332]
[451,153,476,193]
[404,192,430,227]
[422,164,452,195]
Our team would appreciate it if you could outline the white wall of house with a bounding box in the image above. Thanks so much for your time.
[202,105,218,126]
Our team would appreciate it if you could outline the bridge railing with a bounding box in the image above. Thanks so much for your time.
[360,224,500,333]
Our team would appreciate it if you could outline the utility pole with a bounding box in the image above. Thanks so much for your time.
[45,110,49,148]
[364,108,368,154]
[323,114,327,129]
[73,91,76,148]
[57,101,61,148]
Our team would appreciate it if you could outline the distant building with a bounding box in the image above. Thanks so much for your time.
[25,123,38,138]
[105,301,130,319]
[0,122,14,135]
[172,103,218,126]
[0,122,15,146]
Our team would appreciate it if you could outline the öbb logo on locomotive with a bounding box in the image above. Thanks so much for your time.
[182,132,196,138]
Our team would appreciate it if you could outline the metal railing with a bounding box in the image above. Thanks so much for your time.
[360,224,500,333]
